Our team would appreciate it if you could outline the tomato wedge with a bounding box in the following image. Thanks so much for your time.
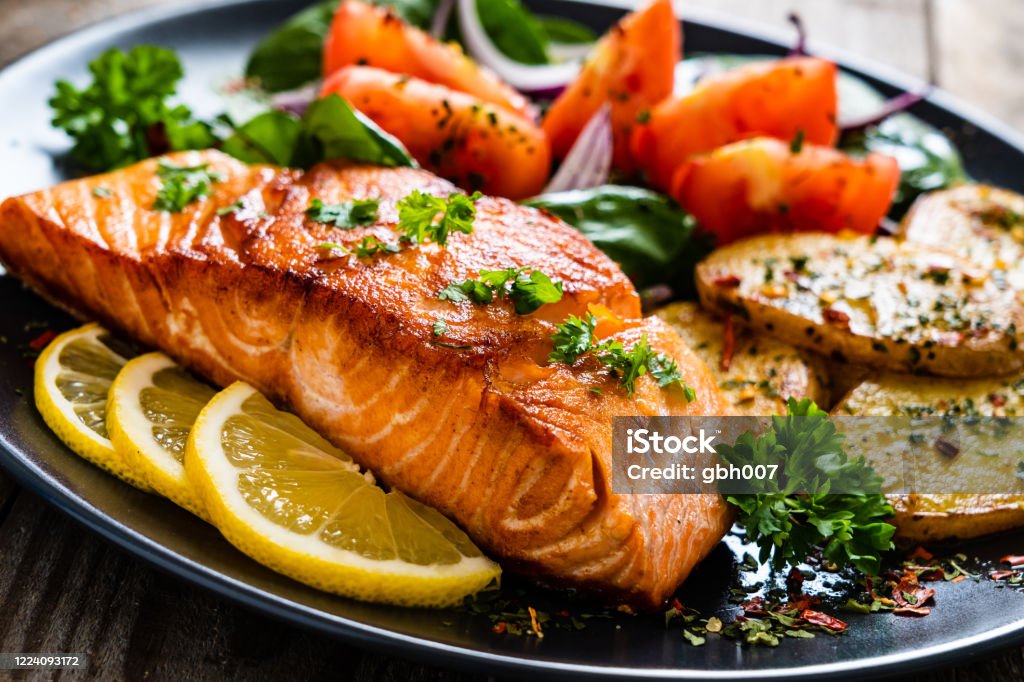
[323,0,534,120]
[321,66,550,200]
[670,137,900,245]
[633,57,838,190]
[541,0,679,171]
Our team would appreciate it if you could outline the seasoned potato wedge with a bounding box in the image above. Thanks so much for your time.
[902,184,1024,290]
[656,302,828,415]
[696,233,1024,378]
[834,372,1024,542]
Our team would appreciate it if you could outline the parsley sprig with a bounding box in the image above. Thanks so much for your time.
[548,313,695,400]
[440,267,564,315]
[397,191,482,246]
[715,398,896,576]
[50,46,215,171]
[153,160,224,212]
[306,197,379,228]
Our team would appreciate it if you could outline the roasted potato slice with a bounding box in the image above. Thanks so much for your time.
[656,302,828,415]
[696,233,1024,378]
[834,372,1024,542]
[902,184,1024,290]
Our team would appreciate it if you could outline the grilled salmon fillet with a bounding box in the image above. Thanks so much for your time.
[0,150,732,608]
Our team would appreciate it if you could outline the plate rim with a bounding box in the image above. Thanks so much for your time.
[2,0,1024,679]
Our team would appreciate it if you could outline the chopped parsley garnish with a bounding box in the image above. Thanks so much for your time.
[715,398,896,576]
[217,200,244,216]
[152,160,224,212]
[549,314,598,365]
[789,128,806,154]
[440,267,564,315]
[317,241,349,256]
[432,319,448,336]
[305,197,379,228]
[353,235,400,258]
[548,313,695,400]
[50,46,215,171]
[91,187,112,198]
[397,190,482,246]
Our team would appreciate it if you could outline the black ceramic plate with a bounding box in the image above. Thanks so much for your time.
[3,1,1024,679]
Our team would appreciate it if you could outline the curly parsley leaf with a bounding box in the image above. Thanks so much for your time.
[440,267,563,315]
[548,314,695,399]
[50,46,215,171]
[715,398,896,576]
[397,191,482,246]
[549,313,598,365]
[153,160,224,212]
[306,198,379,228]
[353,235,400,258]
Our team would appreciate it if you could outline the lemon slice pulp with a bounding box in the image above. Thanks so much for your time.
[107,352,216,519]
[34,323,149,490]
[186,382,500,607]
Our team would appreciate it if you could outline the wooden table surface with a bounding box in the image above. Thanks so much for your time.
[1,0,1023,680]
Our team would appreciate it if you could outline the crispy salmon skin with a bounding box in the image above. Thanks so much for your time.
[0,150,732,608]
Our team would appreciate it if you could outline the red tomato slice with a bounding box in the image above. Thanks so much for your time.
[323,0,534,121]
[670,137,900,245]
[633,57,839,190]
[541,0,680,171]
[321,66,550,200]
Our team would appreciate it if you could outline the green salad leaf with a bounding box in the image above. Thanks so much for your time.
[221,94,415,168]
[244,0,338,93]
[537,16,597,44]
[50,46,215,171]
[475,0,549,64]
[524,186,714,298]
[715,398,896,576]
[841,115,967,218]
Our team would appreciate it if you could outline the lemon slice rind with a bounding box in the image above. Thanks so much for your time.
[34,323,150,491]
[186,381,500,607]
[107,351,213,520]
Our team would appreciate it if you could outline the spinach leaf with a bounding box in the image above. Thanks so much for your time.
[245,0,337,93]
[476,0,549,65]
[294,94,415,167]
[525,186,713,297]
[841,115,967,218]
[537,16,597,44]
[245,0,441,93]
[221,94,415,168]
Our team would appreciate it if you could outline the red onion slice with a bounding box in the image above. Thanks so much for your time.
[455,0,580,93]
[542,105,612,193]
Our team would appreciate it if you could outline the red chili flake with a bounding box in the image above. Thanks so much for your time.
[822,308,850,325]
[893,606,932,617]
[951,575,966,584]
[906,565,945,582]
[491,622,507,635]
[787,566,805,595]
[800,610,847,632]
[786,595,821,612]
[720,315,736,371]
[742,596,767,616]
[892,576,936,609]
[935,330,964,346]
[990,570,1017,581]
[712,274,742,288]
[934,438,960,459]
[990,393,1008,407]
[556,610,570,618]
[28,329,56,350]
[907,546,934,562]
[1001,555,1024,567]
[671,598,684,612]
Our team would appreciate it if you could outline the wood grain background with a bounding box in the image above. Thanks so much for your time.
[1,1,1023,680]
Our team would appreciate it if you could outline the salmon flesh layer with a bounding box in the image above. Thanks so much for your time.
[0,150,732,608]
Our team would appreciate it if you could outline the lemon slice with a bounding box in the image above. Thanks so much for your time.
[107,352,216,519]
[34,323,150,490]
[186,382,500,607]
